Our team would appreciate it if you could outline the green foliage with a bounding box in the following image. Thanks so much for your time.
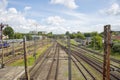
[91,35,103,50]
[9,44,51,66]
[113,40,120,43]
[47,32,53,38]
[3,25,14,39]
[112,31,120,35]
[70,39,78,45]
[91,32,98,36]
[99,32,104,37]
[38,32,42,35]
[84,33,91,37]
[25,34,32,40]
[112,43,120,54]
[66,31,85,39]
[70,33,77,39]
[14,33,23,39]
[65,31,69,35]
[76,32,85,39]
[56,34,65,39]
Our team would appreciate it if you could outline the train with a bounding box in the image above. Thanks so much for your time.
[0,41,10,48]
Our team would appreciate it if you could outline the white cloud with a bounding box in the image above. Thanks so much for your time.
[56,9,120,33]
[1,0,120,34]
[46,16,65,26]
[0,7,46,33]
[50,0,78,9]
[24,6,32,11]
[100,3,120,16]
[8,8,17,14]
[0,0,47,33]
[0,0,8,10]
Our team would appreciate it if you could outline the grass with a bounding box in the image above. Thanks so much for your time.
[111,52,120,60]
[70,39,78,46]
[9,44,51,66]
[57,40,67,47]
[57,39,78,48]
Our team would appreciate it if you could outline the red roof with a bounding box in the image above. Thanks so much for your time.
[112,36,120,40]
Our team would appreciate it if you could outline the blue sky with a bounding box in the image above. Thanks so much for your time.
[0,0,120,33]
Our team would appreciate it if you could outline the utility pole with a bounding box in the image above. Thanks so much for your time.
[103,25,111,80]
[0,23,6,68]
[94,38,95,50]
[67,32,72,80]
[34,37,36,61]
[12,32,15,55]
[12,40,15,55]
[23,36,30,80]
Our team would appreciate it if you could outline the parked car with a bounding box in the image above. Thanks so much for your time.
[0,41,10,48]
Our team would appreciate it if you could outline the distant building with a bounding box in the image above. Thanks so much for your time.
[112,31,120,36]
[29,31,38,34]
[29,31,47,35]
[112,35,120,40]
[3,35,9,39]
[75,37,92,46]
[29,31,47,40]
[32,35,42,40]
[38,31,46,35]
[86,37,92,45]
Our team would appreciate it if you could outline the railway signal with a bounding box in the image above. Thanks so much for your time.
[103,25,111,80]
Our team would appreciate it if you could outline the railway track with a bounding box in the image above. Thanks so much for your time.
[71,45,120,73]
[60,44,96,80]
[59,43,120,80]
[74,50,120,80]
[71,53,96,80]
[0,40,47,58]
[4,41,48,65]
[20,42,60,80]
[19,41,120,80]
[46,43,59,80]
[72,44,120,64]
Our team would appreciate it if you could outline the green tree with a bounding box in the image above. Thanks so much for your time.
[47,32,53,38]
[25,34,32,40]
[91,32,98,36]
[57,34,65,39]
[14,33,23,39]
[76,31,85,39]
[84,33,91,37]
[99,32,104,37]
[70,33,77,39]
[112,43,120,54]
[3,25,14,39]
[65,31,70,36]
[38,32,42,35]
[91,35,103,50]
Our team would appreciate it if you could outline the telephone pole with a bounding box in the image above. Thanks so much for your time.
[23,36,30,80]
[67,32,72,80]
[103,25,111,80]
[34,37,36,61]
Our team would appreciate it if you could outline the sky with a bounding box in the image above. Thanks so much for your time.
[0,0,120,34]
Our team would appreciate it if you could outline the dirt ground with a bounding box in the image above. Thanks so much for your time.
[0,66,24,80]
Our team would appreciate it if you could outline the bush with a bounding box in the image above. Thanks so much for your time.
[91,35,103,50]
[112,43,120,54]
